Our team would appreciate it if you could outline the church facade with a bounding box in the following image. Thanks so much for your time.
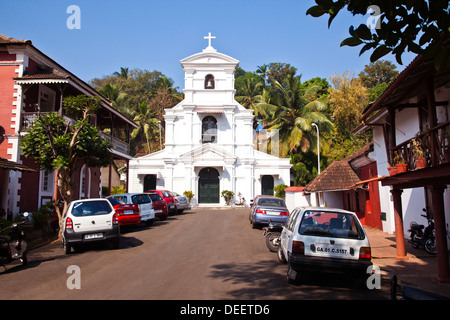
[128,35,291,206]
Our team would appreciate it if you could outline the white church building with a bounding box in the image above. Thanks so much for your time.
[128,34,291,206]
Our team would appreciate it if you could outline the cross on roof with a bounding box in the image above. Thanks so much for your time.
[204,32,216,47]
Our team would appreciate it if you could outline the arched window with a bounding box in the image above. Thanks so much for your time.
[205,74,215,89]
[202,116,217,143]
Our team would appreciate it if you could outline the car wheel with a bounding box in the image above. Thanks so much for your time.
[111,237,120,250]
[277,245,287,264]
[287,262,301,285]
[159,214,168,221]
[63,239,71,254]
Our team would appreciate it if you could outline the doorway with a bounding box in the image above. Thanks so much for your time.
[144,174,157,191]
[261,175,274,195]
[198,167,220,203]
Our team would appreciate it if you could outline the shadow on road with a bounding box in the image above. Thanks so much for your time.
[209,259,390,300]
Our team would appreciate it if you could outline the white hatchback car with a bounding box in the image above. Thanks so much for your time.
[62,198,120,254]
[107,193,155,226]
[278,207,372,284]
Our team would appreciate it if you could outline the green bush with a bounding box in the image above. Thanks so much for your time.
[221,190,234,205]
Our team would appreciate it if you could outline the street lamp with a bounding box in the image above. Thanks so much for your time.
[311,123,320,175]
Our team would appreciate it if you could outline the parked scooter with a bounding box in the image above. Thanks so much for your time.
[263,219,283,252]
[0,212,30,268]
[408,209,436,254]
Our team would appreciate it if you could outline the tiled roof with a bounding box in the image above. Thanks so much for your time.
[303,160,361,192]
[0,34,30,44]
[16,68,69,80]
[0,157,35,172]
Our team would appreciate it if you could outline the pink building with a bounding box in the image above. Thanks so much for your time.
[0,34,136,219]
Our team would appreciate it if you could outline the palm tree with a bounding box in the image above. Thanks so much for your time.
[113,67,130,80]
[235,77,263,110]
[255,75,333,157]
[130,102,159,153]
[256,64,269,84]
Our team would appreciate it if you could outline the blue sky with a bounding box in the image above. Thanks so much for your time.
[1,0,416,89]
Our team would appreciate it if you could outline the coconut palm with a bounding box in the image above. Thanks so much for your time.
[130,102,159,153]
[235,77,263,110]
[255,75,333,157]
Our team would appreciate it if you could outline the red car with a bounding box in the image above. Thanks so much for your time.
[146,190,177,214]
[107,198,141,226]
[146,192,168,221]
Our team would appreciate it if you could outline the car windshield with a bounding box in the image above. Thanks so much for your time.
[131,194,151,204]
[107,198,125,206]
[298,211,364,240]
[161,191,172,197]
[148,193,163,201]
[257,198,286,208]
[71,201,112,217]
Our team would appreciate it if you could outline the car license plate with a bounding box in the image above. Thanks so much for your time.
[155,209,162,213]
[315,245,348,256]
[266,211,280,215]
[85,233,103,240]
[124,210,134,215]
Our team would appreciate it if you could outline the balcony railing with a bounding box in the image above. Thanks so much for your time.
[392,120,450,170]
[99,132,129,155]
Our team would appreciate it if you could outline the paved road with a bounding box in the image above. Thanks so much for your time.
[0,207,390,300]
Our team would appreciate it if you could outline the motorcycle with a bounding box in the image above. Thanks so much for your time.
[408,209,436,254]
[263,219,283,252]
[0,212,30,268]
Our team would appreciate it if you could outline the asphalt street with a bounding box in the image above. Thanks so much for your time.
[0,207,390,300]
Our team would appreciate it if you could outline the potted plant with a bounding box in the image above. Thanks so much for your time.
[411,137,427,169]
[183,190,194,205]
[221,190,234,206]
[388,163,397,176]
[394,151,408,173]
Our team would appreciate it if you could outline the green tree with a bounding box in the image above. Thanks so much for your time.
[328,71,368,138]
[359,60,399,101]
[306,0,450,69]
[256,75,333,157]
[20,95,113,234]
[131,102,159,153]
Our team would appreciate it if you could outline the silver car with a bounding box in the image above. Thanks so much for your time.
[107,193,155,226]
[249,195,289,228]
[172,192,190,213]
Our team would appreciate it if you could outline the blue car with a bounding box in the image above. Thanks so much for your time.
[249,195,289,228]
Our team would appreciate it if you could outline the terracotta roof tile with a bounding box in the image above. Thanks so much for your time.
[303,161,360,192]
[0,34,30,44]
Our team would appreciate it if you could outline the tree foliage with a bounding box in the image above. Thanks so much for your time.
[20,95,113,233]
[91,68,182,155]
[306,0,450,69]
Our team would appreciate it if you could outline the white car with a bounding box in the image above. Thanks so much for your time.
[62,198,120,254]
[107,193,155,226]
[277,207,372,285]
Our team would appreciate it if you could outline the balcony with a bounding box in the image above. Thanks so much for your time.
[392,120,450,170]
[21,112,130,156]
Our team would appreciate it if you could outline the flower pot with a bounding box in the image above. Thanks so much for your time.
[414,156,427,169]
[396,163,408,173]
[388,165,397,176]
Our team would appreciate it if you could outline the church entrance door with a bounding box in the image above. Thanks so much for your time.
[261,175,274,195]
[198,167,220,203]
[144,174,157,191]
